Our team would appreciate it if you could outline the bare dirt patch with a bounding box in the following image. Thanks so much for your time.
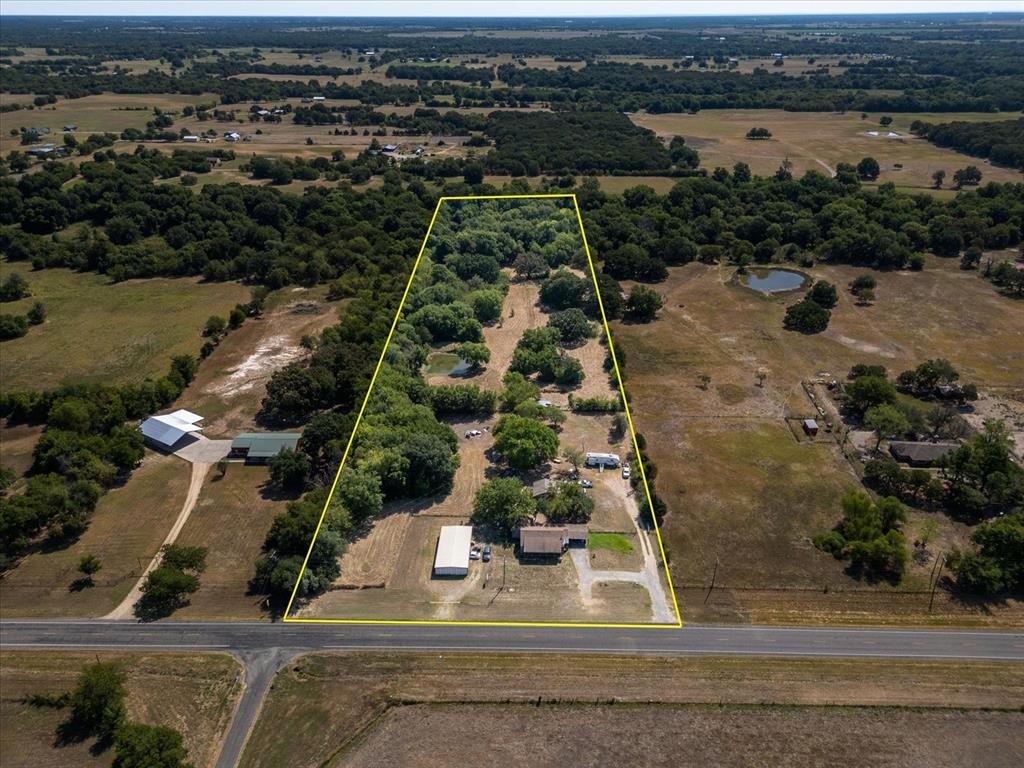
[182,292,338,437]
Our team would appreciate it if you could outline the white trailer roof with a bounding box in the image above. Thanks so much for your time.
[434,525,472,572]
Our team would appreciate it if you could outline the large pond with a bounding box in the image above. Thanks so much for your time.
[424,352,472,377]
[741,268,808,294]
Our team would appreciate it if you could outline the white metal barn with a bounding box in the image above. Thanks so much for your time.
[433,525,473,577]
[140,409,204,449]
[585,452,621,468]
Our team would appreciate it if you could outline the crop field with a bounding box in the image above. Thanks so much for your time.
[0,651,242,768]
[629,109,1023,190]
[614,257,1024,626]
[240,651,1024,768]
[0,262,251,391]
[0,454,190,618]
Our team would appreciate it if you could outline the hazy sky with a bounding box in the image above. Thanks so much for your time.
[2,0,1021,17]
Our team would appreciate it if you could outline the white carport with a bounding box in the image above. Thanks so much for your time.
[433,525,472,577]
[140,409,204,449]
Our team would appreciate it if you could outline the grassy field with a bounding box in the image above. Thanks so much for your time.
[0,651,242,768]
[629,109,1023,189]
[0,263,250,391]
[0,453,189,618]
[241,651,1024,768]
[172,465,285,619]
[615,258,1024,625]
[0,92,218,155]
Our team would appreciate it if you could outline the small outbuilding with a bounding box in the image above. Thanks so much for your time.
[889,441,958,468]
[140,409,204,449]
[434,525,473,577]
[382,143,398,153]
[565,524,589,547]
[802,418,819,436]
[229,433,301,464]
[519,526,568,558]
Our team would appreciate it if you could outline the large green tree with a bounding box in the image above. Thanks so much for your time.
[472,477,536,534]
[493,414,559,470]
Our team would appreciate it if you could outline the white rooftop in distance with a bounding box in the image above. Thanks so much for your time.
[140,409,204,448]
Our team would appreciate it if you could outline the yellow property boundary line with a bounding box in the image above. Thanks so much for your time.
[283,193,683,629]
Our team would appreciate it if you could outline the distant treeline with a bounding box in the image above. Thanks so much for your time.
[3,54,1022,113]
[385,63,495,84]
[483,111,673,174]
[911,117,1024,170]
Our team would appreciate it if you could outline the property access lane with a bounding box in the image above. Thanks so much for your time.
[2,620,1023,661]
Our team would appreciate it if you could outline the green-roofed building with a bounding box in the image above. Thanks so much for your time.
[229,432,302,464]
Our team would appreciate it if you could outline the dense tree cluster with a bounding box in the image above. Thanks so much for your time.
[574,174,1023,278]
[948,511,1023,595]
[0,355,199,570]
[911,117,1024,170]
[483,111,674,175]
[815,490,909,579]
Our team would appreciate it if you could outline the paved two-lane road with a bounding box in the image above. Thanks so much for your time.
[4,620,1022,767]
[3,619,1022,660]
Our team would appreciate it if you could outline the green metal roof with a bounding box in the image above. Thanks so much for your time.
[231,432,300,459]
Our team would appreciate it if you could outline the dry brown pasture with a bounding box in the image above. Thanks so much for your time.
[613,257,1024,626]
[171,465,284,620]
[629,109,1023,190]
[240,651,1024,768]
[0,453,190,619]
[345,704,1022,768]
[0,651,242,768]
[0,92,218,155]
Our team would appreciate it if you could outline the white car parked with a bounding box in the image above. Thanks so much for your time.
[464,429,482,438]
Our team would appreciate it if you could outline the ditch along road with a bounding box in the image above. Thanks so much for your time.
[3,620,1022,768]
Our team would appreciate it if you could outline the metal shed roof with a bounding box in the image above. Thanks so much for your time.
[434,525,472,572]
[231,432,301,459]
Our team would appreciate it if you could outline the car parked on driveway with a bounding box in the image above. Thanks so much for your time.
[482,546,491,562]
[622,465,631,479]
[579,479,593,489]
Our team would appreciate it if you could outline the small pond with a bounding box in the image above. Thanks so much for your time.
[425,352,472,377]
[741,268,808,294]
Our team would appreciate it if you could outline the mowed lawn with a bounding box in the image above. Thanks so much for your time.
[630,109,1023,190]
[615,259,1024,625]
[173,465,287,619]
[0,453,188,618]
[0,263,250,391]
[0,651,241,768]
